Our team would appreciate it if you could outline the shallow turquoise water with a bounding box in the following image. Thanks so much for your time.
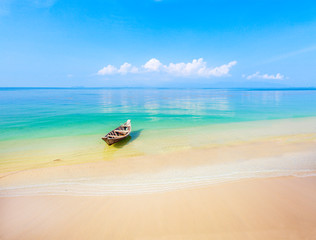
[1,88,316,142]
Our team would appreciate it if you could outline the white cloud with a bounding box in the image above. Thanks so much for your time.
[143,58,163,72]
[144,58,236,77]
[165,58,205,76]
[118,62,138,74]
[245,72,284,80]
[200,60,237,77]
[98,65,118,75]
[97,58,237,77]
[98,62,139,75]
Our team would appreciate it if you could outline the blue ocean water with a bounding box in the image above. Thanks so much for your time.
[1,88,316,142]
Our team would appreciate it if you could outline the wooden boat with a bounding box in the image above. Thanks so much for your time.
[102,120,131,145]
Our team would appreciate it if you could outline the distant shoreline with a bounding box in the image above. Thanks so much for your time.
[1,87,316,91]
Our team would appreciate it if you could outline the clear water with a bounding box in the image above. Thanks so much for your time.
[1,88,316,142]
[2,88,316,194]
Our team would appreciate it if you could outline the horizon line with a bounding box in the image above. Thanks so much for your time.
[1,87,316,91]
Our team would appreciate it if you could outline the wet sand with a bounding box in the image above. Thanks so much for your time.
[1,176,316,240]
[1,133,316,196]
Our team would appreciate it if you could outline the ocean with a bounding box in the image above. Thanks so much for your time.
[1,88,316,173]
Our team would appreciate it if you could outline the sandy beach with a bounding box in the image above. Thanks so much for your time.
[1,117,316,239]
[1,176,316,240]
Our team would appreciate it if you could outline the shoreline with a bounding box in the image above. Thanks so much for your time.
[1,116,316,174]
[1,131,316,196]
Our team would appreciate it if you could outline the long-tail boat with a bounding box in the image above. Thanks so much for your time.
[102,120,131,145]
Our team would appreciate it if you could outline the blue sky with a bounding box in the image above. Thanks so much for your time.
[0,0,316,87]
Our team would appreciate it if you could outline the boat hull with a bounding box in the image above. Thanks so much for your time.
[102,120,131,146]
[102,136,128,145]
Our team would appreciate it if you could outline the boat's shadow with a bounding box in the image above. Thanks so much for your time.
[112,129,143,148]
